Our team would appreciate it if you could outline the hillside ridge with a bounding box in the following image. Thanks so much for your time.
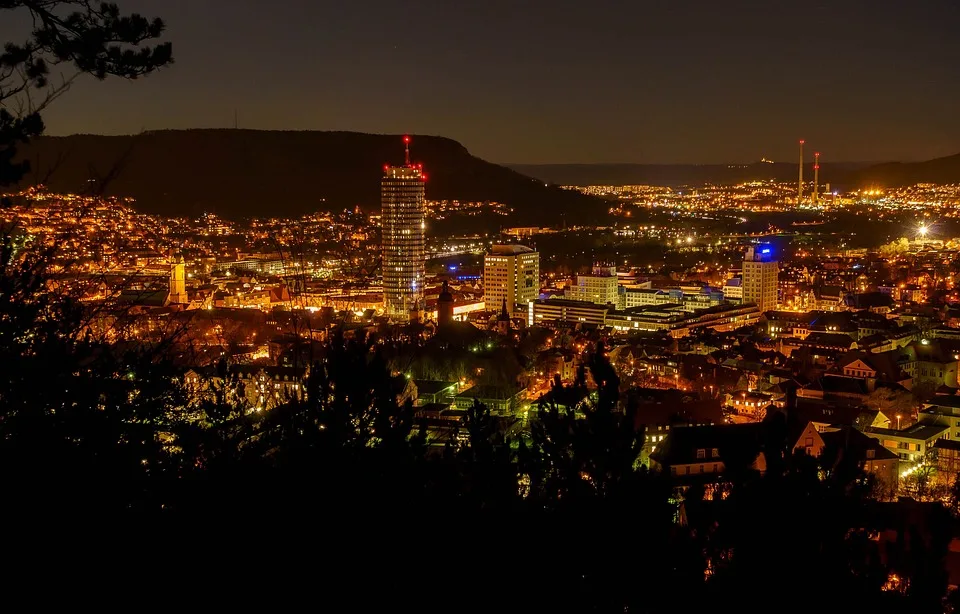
[12,130,603,223]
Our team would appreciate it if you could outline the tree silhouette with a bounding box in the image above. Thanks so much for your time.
[1,2,171,193]
[1,0,171,514]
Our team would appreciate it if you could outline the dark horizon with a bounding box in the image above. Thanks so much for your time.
[3,0,959,165]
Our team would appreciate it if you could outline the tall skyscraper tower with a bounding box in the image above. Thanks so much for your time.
[743,246,778,313]
[382,136,427,318]
[484,245,540,313]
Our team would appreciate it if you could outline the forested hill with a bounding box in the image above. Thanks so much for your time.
[849,152,960,187]
[510,154,960,189]
[13,129,605,222]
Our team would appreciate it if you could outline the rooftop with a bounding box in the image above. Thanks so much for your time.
[455,384,523,401]
[864,423,948,441]
[934,439,960,452]
[489,244,535,256]
[414,380,459,396]
[923,396,960,410]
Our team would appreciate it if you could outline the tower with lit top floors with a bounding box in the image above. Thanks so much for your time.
[381,136,427,318]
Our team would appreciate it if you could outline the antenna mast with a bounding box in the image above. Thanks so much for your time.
[798,139,804,204]
[813,152,820,206]
[403,135,411,166]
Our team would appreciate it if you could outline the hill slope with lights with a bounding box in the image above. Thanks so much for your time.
[12,129,604,223]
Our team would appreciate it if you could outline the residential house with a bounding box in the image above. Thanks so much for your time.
[413,380,459,406]
[813,285,847,311]
[790,399,890,433]
[414,404,468,445]
[820,426,900,488]
[793,421,826,456]
[391,376,418,407]
[864,423,949,464]
[797,332,856,365]
[899,340,960,390]
[184,364,308,412]
[650,423,769,482]
[729,390,777,419]
[454,384,524,415]
[934,439,960,479]
[919,396,960,441]
[809,311,858,338]
[796,375,871,407]
[764,310,815,339]
[626,388,724,463]
[845,292,895,315]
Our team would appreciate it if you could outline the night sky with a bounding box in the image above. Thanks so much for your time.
[5,0,960,164]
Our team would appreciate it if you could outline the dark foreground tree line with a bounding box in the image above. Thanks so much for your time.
[1,276,957,611]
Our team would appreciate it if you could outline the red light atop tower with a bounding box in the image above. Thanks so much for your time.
[800,139,805,144]
[403,135,411,165]
[403,135,411,144]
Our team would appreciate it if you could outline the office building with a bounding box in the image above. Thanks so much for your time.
[484,244,539,312]
[743,246,778,312]
[565,265,622,308]
[721,277,743,302]
[528,299,761,337]
[381,138,427,318]
[624,286,725,312]
[528,298,609,327]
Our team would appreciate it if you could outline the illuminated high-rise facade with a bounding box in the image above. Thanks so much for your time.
[743,245,778,313]
[381,137,426,318]
[484,245,540,313]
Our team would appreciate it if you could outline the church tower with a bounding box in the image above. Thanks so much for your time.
[438,280,454,327]
[169,254,188,304]
[496,299,511,335]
